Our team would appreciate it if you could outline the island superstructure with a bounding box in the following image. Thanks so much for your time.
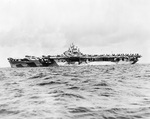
[8,44,141,68]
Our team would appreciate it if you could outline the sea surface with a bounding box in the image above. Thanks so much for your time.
[0,64,150,119]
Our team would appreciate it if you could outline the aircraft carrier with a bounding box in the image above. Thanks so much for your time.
[8,44,141,68]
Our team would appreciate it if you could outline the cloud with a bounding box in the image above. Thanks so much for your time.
[0,0,150,67]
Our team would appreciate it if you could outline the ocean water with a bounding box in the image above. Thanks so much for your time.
[0,64,150,119]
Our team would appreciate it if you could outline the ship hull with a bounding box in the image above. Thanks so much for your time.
[9,60,137,68]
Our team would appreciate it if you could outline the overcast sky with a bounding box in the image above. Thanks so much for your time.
[0,0,150,67]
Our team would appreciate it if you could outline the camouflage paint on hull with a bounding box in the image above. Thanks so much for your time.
[8,59,58,68]
[8,56,139,68]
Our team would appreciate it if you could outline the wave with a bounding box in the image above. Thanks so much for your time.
[0,64,150,119]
